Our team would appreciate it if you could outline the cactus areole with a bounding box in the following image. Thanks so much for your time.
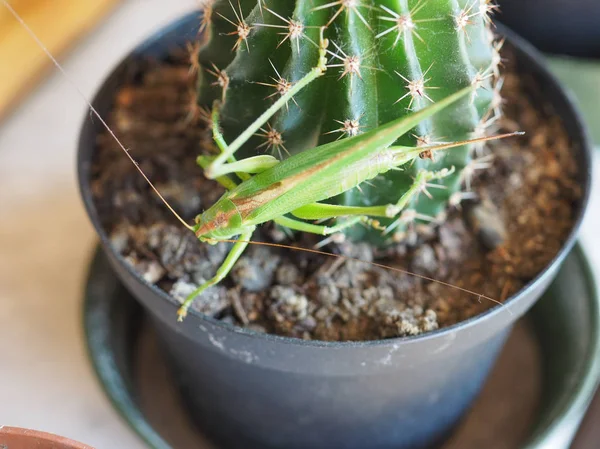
[196,0,502,245]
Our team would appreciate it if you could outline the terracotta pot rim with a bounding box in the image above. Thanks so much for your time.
[0,426,94,449]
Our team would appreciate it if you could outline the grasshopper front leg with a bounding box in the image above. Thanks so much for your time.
[199,154,280,178]
[204,65,324,179]
[204,30,329,180]
[177,227,256,321]
[202,104,281,183]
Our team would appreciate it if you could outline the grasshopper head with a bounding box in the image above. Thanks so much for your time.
[194,198,243,241]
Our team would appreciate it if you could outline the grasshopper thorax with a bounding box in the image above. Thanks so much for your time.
[194,198,244,240]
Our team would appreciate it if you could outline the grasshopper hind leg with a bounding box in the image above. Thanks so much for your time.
[177,227,255,321]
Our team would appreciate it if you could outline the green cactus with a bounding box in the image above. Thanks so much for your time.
[194,0,502,245]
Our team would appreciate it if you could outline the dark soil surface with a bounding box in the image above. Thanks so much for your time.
[91,51,581,341]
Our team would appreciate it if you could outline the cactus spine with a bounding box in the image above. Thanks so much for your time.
[194,0,502,244]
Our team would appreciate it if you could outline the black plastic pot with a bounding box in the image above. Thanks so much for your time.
[498,0,600,58]
[77,13,592,449]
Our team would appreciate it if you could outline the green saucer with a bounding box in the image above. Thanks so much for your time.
[83,244,600,449]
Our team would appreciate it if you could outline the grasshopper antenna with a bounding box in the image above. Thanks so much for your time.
[419,132,525,154]
[1,0,194,232]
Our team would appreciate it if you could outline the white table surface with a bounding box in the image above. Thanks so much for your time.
[0,2,599,448]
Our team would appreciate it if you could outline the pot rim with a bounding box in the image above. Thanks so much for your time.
[77,13,593,349]
[0,426,94,449]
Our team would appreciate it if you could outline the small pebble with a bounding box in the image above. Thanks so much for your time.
[247,324,267,334]
[110,227,130,254]
[298,316,317,331]
[270,286,309,320]
[465,199,507,251]
[276,264,301,285]
[411,245,438,276]
[232,258,273,292]
[317,280,340,305]
[142,260,166,284]
[399,320,421,336]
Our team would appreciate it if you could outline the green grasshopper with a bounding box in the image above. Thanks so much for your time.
[171,35,520,320]
[3,3,517,322]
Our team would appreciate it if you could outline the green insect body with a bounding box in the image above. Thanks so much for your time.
[171,0,508,319]
[179,77,515,319]
[195,0,502,244]
[194,86,471,241]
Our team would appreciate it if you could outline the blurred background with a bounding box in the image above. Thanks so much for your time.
[0,1,600,448]
[0,2,196,448]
